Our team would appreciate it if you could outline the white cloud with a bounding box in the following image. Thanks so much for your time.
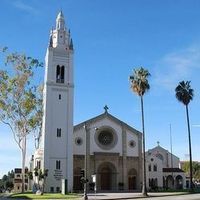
[153,44,200,90]
[12,0,38,15]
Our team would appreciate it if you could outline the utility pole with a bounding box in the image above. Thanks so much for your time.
[170,124,174,188]
[83,124,88,200]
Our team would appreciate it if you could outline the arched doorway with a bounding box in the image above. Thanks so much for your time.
[128,168,137,190]
[73,167,83,191]
[166,175,174,189]
[97,162,117,191]
[149,178,158,189]
[175,175,183,189]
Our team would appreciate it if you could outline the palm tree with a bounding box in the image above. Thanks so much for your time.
[129,67,150,196]
[175,80,194,191]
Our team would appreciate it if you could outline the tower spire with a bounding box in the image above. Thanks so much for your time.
[56,11,65,30]
[50,11,72,48]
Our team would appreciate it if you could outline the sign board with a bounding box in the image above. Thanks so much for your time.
[61,179,68,194]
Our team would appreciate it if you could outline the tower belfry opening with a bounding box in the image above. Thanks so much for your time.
[56,65,65,83]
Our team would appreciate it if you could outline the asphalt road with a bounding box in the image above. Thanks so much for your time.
[86,192,200,200]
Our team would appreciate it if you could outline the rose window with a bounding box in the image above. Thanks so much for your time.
[98,131,113,145]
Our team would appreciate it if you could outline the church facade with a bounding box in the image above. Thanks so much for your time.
[73,111,142,191]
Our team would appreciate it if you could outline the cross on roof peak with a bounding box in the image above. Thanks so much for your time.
[104,105,109,113]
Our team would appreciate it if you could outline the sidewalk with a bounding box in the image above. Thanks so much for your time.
[79,192,188,200]
[0,192,190,200]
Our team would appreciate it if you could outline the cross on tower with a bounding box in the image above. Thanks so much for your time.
[157,141,160,146]
[104,105,109,113]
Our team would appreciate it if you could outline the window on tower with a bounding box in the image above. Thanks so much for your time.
[36,160,41,169]
[56,187,60,192]
[56,65,60,82]
[56,65,65,83]
[61,66,64,82]
[57,128,61,137]
[50,187,54,193]
[56,160,61,170]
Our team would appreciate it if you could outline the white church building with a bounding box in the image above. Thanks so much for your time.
[146,145,186,190]
[30,11,186,193]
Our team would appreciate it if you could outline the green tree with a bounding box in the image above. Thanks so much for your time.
[31,168,48,194]
[0,171,14,191]
[182,161,200,181]
[129,67,150,196]
[0,48,43,192]
[175,81,194,190]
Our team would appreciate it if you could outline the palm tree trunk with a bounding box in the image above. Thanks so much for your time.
[186,105,193,191]
[140,96,147,196]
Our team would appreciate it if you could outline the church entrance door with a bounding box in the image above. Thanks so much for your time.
[128,176,136,190]
[97,162,117,191]
[100,167,111,190]
[128,168,137,190]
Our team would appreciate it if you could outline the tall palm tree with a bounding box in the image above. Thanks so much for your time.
[175,80,194,191]
[129,67,150,196]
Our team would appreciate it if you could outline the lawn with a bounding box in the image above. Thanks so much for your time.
[10,192,80,199]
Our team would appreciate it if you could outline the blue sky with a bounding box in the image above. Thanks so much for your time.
[0,0,200,178]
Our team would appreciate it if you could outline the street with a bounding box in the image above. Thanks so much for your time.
[86,192,200,200]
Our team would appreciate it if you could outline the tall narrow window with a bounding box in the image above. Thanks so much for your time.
[56,65,65,83]
[56,187,60,192]
[57,128,61,137]
[61,66,65,83]
[56,65,61,83]
[153,164,157,171]
[50,187,54,193]
[56,160,61,169]
[155,178,158,186]
[148,164,151,172]
[36,160,41,169]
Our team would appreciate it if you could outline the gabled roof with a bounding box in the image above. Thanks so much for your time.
[74,111,141,136]
[148,145,179,160]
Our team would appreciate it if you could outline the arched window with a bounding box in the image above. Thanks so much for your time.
[36,160,41,169]
[148,164,151,171]
[56,65,61,83]
[155,178,158,186]
[56,65,65,83]
[153,164,157,171]
[56,160,61,169]
[61,66,65,83]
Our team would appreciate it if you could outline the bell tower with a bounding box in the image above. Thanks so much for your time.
[41,11,74,192]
